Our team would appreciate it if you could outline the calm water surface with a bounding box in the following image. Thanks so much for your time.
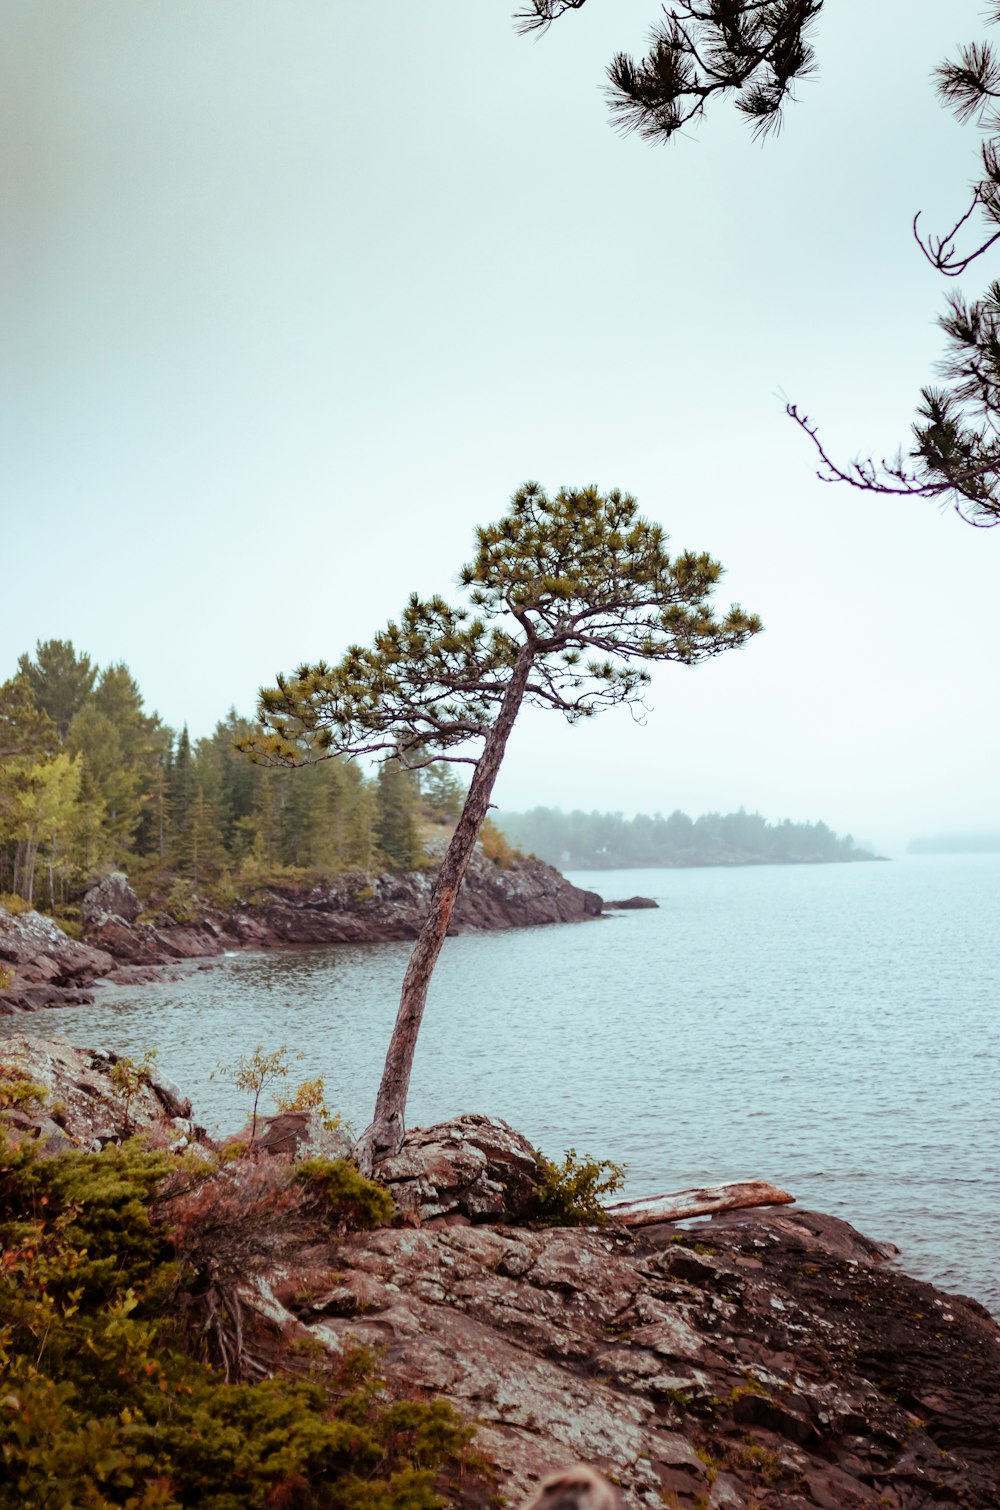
[5,855,998,1314]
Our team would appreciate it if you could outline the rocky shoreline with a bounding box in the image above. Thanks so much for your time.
[0,857,604,1014]
[1,1033,998,1509]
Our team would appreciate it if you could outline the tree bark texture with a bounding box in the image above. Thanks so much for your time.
[353,644,536,1176]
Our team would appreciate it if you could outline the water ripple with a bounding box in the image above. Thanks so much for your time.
[3,854,997,1315]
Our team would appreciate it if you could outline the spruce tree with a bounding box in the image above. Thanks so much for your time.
[169,726,195,846]
[178,786,228,889]
[374,759,421,871]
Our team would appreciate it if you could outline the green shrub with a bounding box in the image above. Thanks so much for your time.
[109,1047,158,1133]
[0,891,32,915]
[295,1158,395,1231]
[54,915,82,939]
[160,876,201,925]
[0,1128,477,1509]
[530,1147,625,1227]
[275,1076,346,1134]
[0,1064,48,1114]
[478,818,519,868]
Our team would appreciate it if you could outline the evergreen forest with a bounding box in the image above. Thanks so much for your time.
[496,806,876,870]
[0,640,471,918]
[0,639,875,922]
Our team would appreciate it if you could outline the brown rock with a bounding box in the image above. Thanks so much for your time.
[0,1034,199,1149]
[296,1207,1000,1509]
[223,854,603,949]
[378,1113,540,1223]
[85,914,224,965]
[68,856,602,978]
[2,1040,995,1509]
[0,905,114,1011]
[252,1108,353,1163]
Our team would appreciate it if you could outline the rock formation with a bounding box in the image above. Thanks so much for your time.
[220,855,603,949]
[1,1036,997,1509]
[0,855,603,1014]
[0,905,113,1011]
[0,1032,196,1152]
[80,869,227,966]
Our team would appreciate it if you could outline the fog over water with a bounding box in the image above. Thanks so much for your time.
[7,854,997,1317]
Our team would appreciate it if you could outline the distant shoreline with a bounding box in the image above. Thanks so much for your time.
[561,853,888,872]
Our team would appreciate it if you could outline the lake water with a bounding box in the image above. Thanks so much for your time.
[3,855,998,1316]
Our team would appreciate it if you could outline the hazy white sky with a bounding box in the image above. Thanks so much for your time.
[2,0,997,853]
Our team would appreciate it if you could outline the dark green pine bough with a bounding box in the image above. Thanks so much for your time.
[519,0,1000,527]
[242,483,760,1174]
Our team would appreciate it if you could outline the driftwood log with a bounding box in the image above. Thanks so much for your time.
[604,1179,794,1229]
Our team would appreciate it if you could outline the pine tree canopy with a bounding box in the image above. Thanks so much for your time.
[521,2,1000,526]
[516,1,823,142]
[241,483,760,772]
[254,484,760,1171]
[16,640,97,738]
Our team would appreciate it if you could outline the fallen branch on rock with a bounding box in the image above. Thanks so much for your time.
[605,1179,794,1228]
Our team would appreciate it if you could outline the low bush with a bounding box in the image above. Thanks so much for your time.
[295,1158,395,1232]
[275,1077,346,1135]
[0,1129,478,1508]
[530,1147,625,1227]
[0,891,32,916]
[0,1064,48,1114]
[477,819,518,868]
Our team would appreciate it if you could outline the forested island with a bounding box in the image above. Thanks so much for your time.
[497,805,878,869]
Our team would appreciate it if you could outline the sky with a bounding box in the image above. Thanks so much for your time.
[2,0,998,855]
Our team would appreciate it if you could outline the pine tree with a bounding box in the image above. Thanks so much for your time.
[420,764,466,823]
[374,759,421,871]
[520,1,1000,524]
[177,786,228,889]
[242,482,760,1172]
[169,726,195,847]
[16,640,96,738]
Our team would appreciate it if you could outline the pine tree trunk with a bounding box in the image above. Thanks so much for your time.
[353,644,535,1176]
[23,837,37,906]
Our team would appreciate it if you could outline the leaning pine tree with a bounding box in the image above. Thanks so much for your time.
[241,483,761,1174]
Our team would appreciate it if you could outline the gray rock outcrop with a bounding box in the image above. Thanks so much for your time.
[251,1107,354,1163]
[0,906,114,1012]
[80,871,142,928]
[0,1033,196,1150]
[378,1113,541,1223]
[223,854,603,950]
[1,1036,998,1507]
[81,872,224,967]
